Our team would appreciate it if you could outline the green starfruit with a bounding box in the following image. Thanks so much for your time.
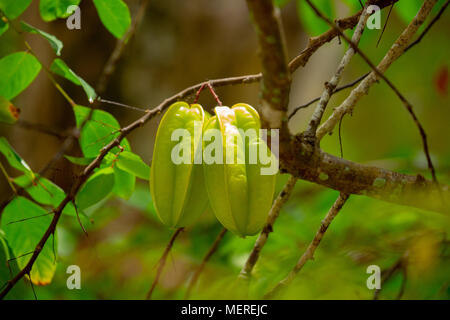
[203,103,276,237]
[150,101,210,228]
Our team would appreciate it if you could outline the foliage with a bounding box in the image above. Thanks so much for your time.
[0,0,448,300]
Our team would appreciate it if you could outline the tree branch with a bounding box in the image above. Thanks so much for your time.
[146,227,184,300]
[184,228,227,299]
[284,144,449,214]
[246,0,291,124]
[288,0,449,121]
[240,176,297,279]
[304,2,370,141]
[311,0,439,185]
[265,193,350,298]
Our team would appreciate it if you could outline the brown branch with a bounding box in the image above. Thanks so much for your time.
[146,227,184,300]
[288,73,368,121]
[308,0,439,185]
[265,193,349,298]
[12,120,69,139]
[288,0,449,122]
[184,228,227,299]
[240,176,297,279]
[283,145,449,214]
[245,0,291,151]
[304,3,370,141]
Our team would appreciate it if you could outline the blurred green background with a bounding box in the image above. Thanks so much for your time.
[0,0,449,299]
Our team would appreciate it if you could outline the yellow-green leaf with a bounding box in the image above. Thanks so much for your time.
[1,197,57,285]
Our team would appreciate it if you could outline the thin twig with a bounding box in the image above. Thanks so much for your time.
[288,73,368,120]
[289,0,449,122]
[0,162,17,194]
[240,176,297,279]
[72,201,88,236]
[12,120,68,139]
[338,113,346,158]
[376,0,395,48]
[304,3,370,141]
[373,252,408,300]
[265,193,349,298]
[98,98,147,113]
[184,228,227,299]
[310,0,439,185]
[146,227,184,300]
[193,82,223,106]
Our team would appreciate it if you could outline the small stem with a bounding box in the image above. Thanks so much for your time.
[146,227,184,300]
[184,228,227,299]
[265,193,349,298]
[0,162,17,194]
[193,82,223,106]
[240,176,297,279]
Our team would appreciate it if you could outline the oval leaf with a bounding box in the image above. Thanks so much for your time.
[0,136,33,176]
[20,21,63,56]
[0,96,20,124]
[93,0,131,39]
[75,167,115,210]
[72,105,130,157]
[39,0,81,22]
[113,166,135,200]
[50,59,97,103]
[116,151,150,180]
[0,0,32,20]
[1,197,57,285]
[0,52,41,100]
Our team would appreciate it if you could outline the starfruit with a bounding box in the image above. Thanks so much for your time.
[150,101,210,228]
[203,103,276,237]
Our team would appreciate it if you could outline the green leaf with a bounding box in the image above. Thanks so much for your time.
[0,0,32,20]
[73,105,130,158]
[93,0,131,39]
[0,18,8,37]
[13,175,85,219]
[113,166,135,199]
[0,137,33,176]
[20,21,63,56]
[64,155,95,165]
[0,96,20,124]
[0,52,41,100]
[297,0,334,36]
[50,58,97,103]
[116,151,150,180]
[1,197,57,285]
[0,231,28,299]
[75,167,115,210]
[39,0,81,22]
